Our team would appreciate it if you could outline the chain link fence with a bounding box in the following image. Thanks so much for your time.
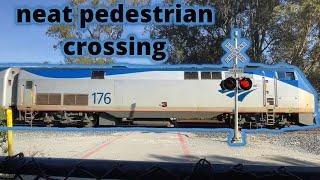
[0,153,319,179]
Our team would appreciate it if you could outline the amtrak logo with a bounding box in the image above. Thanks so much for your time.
[219,89,256,102]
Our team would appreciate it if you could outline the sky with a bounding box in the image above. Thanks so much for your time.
[0,0,151,64]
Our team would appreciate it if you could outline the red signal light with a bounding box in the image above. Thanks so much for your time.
[239,78,252,90]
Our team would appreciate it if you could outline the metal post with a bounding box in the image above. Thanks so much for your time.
[6,108,14,156]
[232,31,242,143]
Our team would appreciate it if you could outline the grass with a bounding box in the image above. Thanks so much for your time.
[0,108,12,178]
[0,108,4,122]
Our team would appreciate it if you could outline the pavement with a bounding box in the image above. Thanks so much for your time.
[1,130,319,167]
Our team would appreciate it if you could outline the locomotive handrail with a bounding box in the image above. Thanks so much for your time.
[32,84,37,105]
[20,85,24,105]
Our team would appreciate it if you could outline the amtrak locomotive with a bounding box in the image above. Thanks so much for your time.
[0,63,318,128]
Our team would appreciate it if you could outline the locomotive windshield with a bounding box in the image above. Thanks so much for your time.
[277,71,296,80]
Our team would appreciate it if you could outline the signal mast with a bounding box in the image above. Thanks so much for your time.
[221,29,251,144]
[232,30,241,143]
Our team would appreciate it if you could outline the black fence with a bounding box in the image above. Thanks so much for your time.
[0,153,319,179]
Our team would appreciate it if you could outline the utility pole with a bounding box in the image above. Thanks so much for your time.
[231,31,242,143]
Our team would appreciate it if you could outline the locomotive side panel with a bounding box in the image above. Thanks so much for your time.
[16,69,265,117]
[13,66,317,127]
[111,78,264,118]
[17,69,117,111]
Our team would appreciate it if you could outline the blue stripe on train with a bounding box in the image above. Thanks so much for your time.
[25,68,159,78]
[25,69,92,78]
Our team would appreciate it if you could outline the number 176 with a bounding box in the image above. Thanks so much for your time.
[92,92,111,104]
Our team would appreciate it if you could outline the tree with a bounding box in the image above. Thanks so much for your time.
[0,108,7,153]
[47,0,150,64]
[148,0,280,64]
[242,0,280,63]
[269,0,320,75]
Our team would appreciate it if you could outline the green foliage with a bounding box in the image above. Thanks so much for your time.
[0,108,4,121]
[0,108,7,153]
[47,0,150,64]
[149,0,280,64]
[270,0,320,91]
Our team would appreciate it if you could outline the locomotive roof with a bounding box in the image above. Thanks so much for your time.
[0,63,298,71]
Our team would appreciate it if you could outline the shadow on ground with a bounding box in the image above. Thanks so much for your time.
[149,154,320,167]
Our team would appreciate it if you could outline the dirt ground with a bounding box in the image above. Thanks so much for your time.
[1,130,319,167]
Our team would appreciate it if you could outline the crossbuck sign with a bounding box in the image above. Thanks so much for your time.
[224,41,248,63]
[221,28,251,67]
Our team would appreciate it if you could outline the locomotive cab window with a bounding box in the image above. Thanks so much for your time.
[285,72,295,80]
[91,71,105,79]
[278,71,296,80]
[184,72,198,80]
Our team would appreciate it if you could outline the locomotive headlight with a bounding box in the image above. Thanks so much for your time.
[239,78,253,90]
[221,77,236,90]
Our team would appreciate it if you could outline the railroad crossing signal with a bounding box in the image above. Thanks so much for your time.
[239,78,253,90]
[220,28,252,145]
[220,77,253,91]
[221,28,251,67]
[224,42,248,63]
[220,77,236,90]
